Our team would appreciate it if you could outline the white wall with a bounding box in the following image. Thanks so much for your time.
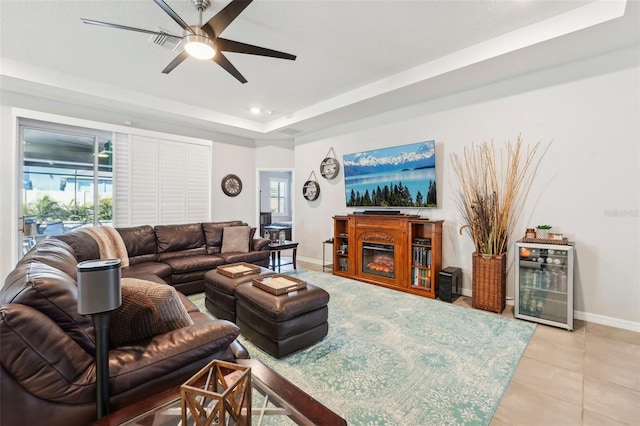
[255,140,295,169]
[211,142,257,225]
[294,46,640,328]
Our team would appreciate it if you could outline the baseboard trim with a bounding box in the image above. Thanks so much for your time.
[297,255,321,265]
[575,310,640,332]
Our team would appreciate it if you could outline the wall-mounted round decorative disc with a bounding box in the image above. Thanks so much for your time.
[303,180,320,201]
[320,157,340,179]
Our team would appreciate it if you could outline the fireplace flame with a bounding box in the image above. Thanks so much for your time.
[366,254,394,273]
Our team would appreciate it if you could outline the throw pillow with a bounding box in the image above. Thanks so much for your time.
[221,226,250,253]
[110,278,194,346]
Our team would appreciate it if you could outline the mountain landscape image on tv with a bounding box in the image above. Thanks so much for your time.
[343,140,437,208]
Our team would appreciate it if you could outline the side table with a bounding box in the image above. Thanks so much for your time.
[268,240,298,272]
[322,238,334,272]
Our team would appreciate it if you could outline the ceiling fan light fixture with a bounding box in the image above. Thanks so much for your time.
[83,0,295,83]
[184,29,215,60]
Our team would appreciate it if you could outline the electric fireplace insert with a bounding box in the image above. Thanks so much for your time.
[362,242,395,279]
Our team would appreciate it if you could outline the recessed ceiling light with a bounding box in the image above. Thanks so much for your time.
[250,107,261,115]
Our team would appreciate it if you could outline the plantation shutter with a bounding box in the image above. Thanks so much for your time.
[113,132,130,226]
[113,134,211,227]
[159,140,186,224]
[269,178,286,215]
[186,143,210,222]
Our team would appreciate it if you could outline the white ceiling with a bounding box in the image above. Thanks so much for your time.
[1,0,638,140]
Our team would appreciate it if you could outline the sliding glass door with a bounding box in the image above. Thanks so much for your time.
[19,119,113,257]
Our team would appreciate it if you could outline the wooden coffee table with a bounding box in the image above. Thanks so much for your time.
[94,358,345,425]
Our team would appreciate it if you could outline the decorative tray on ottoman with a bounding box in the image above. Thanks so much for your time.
[252,274,307,295]
[217,262,262,278]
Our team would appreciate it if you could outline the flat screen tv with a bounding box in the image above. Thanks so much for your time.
[343,140,437,208]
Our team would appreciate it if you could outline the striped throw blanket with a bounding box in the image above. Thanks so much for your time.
[79,226,130,268]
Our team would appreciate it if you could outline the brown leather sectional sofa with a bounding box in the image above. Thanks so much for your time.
[0,220,269,426]
[60,220,271,294]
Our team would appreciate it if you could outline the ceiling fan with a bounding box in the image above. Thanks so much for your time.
[81,0,296,84]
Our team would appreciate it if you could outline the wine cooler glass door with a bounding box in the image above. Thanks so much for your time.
[516,242,574,330]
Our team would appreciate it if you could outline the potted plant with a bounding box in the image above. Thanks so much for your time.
[536,225,552,239]
[451,135,549,313]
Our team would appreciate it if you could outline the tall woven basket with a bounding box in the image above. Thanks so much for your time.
[472,252,507,313]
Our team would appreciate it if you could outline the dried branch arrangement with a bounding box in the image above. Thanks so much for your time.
[450,135,550,256]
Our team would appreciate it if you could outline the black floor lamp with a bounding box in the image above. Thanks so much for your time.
[77,259,122,419]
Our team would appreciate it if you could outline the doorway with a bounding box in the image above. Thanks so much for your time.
[18,118,114,257]
[257,169,293,239]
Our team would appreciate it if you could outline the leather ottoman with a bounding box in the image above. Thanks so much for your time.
[204,266,275,322]
[235,282,329,358]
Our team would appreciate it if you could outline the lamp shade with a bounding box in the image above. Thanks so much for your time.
[77,259,122,315]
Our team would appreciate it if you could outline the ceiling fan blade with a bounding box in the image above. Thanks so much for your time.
[205,0,253,37]
[81,18,182,39]
[217,38,296,61]
[162,51,189,74]
[213,52,248,84]
[153,0,194,34]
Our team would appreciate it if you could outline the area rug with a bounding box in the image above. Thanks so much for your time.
[189,270,535,425]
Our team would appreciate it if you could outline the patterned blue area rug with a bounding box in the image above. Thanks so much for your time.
[190,270,535,425]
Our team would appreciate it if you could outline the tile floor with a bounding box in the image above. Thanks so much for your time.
[293,260,640,426]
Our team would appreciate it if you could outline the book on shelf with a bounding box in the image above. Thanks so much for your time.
[413,238,432,245]
[412,267,431,288]
[412,246,432,267]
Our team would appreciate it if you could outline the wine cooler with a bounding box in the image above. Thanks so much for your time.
[515,240,575,330]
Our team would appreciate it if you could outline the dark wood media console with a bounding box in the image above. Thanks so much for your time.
[333,214,443,298]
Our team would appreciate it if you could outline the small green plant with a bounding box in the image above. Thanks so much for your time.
[536,225,552,230]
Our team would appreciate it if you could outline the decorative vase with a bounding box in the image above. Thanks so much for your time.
[536,228,550,239]
[472,252,507,313]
